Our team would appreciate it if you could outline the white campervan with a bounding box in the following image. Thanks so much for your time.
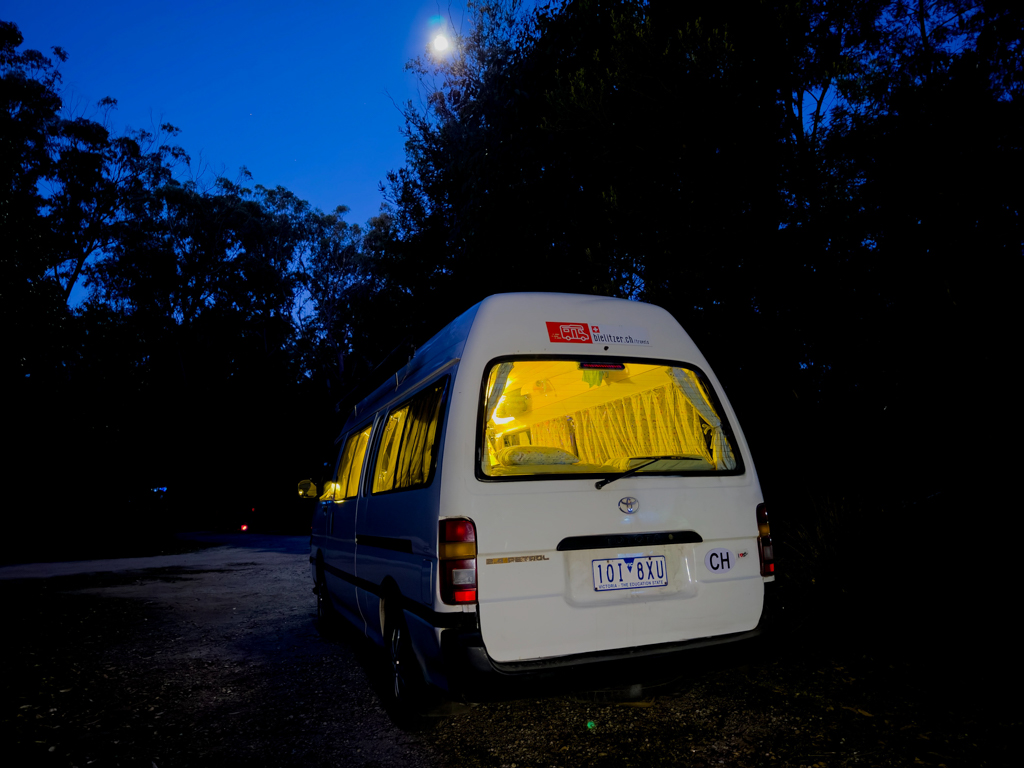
[307,292,775,712]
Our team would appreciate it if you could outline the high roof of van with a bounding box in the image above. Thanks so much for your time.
[343,292,710,432]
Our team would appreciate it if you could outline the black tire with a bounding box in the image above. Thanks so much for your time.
[383,602,432,728]
[315,560,335,632]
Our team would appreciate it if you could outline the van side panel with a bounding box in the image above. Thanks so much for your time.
[353,373,453,642]
[354,483,442,644]
[324,498,361,617]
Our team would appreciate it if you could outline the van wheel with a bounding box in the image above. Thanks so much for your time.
[315,562,335,631]
[383,606,430,727]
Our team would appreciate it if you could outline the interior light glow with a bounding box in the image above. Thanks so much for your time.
[492,395,515,424]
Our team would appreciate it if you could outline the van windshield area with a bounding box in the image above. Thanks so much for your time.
[480,360,738,478]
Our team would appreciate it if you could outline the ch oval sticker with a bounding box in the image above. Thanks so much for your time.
[704,548,734,573]
[618,497,638,514]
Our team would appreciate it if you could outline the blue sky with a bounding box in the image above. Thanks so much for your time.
[3,0,466,227]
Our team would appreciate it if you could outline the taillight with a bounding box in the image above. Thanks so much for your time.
[440,518,477,604]
[756,503,774,577]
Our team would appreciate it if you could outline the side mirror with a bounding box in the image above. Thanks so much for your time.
[298,479,318,498]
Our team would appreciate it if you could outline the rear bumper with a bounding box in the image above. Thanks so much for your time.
[440,582,777,702]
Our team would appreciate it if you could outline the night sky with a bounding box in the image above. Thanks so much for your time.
[4,1,468,232]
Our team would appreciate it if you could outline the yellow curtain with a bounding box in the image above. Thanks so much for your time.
[484,363,513,422]
[570,385,713,466]
[331,434,357,500]
[395,382,446,488]
[530,417,574,453]
[321,426,372,502]
[373,380,447,493]
[483,362,514,461]
[666,368,737,470]
[340,426,372,497]
[372,407,409,493]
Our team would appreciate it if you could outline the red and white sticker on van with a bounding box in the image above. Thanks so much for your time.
[546,322,651,346]
[546,322,592,343]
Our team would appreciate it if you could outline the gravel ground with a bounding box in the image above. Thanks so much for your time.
[2,540,1015,767]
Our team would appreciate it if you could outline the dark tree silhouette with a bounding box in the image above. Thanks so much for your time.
[369,0,1021,508]
[2,1,1020,559]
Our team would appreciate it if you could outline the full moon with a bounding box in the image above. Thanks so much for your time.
[434,34,449,51]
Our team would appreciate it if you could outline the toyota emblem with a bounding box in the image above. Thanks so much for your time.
[618,497,638,514]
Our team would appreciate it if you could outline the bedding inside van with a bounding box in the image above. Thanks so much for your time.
[480,360,737,477]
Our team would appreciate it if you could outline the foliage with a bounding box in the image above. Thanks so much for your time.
[377,0,1021,506]
[1,21,357,529]
[2,1,1020,531]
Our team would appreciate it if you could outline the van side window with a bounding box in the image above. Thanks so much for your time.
[338,426,373,498]
[372,378,448,494]
[321,425,372,501]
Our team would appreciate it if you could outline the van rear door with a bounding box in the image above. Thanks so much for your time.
[468,358,763,663]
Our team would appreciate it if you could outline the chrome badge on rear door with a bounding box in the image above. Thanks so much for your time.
[618,497,638,514]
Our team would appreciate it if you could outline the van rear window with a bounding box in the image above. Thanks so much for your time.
[480,360,738,478]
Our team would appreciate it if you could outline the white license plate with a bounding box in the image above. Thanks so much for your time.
[592,555,668,591]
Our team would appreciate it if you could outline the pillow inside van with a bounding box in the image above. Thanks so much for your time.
[497,445,580,466]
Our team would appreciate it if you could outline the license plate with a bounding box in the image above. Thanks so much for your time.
[592,555,668,591]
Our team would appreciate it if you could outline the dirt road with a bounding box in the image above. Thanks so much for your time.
[2,536,1014,767]
[4,536,443,767]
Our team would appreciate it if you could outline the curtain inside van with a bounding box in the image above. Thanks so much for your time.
[372,408,408,493]
[485,363,514,423]
[394,381,446,488]
[372,380,448,493]
[483,362,514,461]
[337,426,372,498]
[481,360,739,476]
[567,385,713,466]
[667,368,737,470]
[531,417,574,453]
